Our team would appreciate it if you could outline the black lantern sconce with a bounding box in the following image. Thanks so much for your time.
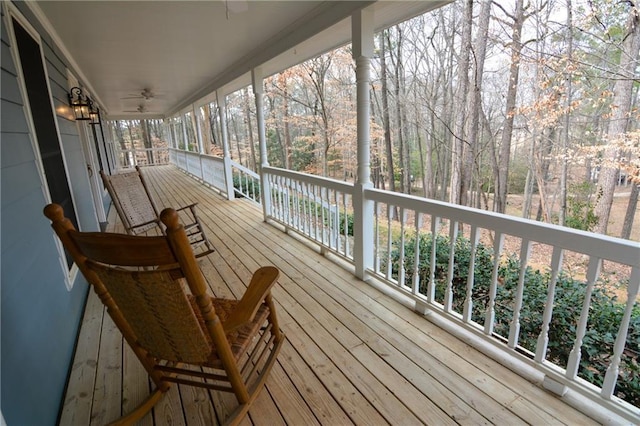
[87,97,101,125]
[68,86,91,120]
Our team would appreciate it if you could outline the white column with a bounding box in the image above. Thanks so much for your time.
[181,114,189,150]
[352,8,374,280]
[252,67,271,220]
[217,92,235,200]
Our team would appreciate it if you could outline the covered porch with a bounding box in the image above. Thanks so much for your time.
[61,165,598,425]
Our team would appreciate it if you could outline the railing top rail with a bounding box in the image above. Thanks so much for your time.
[230,160,259,178]
[168,148,223,163]
[264,166,354,194]
[366,187,640,267]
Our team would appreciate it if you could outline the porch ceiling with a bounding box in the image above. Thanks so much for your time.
[31,1,449,120]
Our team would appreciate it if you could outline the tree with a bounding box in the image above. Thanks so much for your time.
[379,29,398,198]
[450,0,473,205]
[461,0,492,207]
[594,2,640,234]
[493,0,525,213]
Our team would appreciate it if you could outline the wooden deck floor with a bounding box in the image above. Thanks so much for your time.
[59,165,599,426]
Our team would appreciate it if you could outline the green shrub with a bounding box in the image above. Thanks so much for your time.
[232,175,261,199]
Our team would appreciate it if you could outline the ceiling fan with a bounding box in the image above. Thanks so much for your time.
[123,104,155,113]
[121,88,160,100]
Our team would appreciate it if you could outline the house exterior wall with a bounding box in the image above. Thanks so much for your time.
[1,2,102,424]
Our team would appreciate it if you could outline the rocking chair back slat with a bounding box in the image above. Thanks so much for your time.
[89,264,212,363]
[103,170,160,234]
[101,166,215,257]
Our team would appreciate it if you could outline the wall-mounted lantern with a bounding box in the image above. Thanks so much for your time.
[67,86,91,120]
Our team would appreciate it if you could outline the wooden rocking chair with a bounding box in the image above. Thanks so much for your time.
[100,166,214,257]
[44,203,285,425]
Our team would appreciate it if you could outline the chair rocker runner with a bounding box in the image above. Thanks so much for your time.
[44,203,285,425]
[100,166,214,257]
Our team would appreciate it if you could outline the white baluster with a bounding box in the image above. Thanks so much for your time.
[566,257,601,380]
[386,204,393,281]
[428,216,440,303]
[535,246,564,363]
[601,267,640,399]
[374,201,380,274]
[463,226,480,323]
[508,240,532,348]
[398,208,407,287]
[413,213,423,296]
[444,220,458,312]
[484,232,504,335]
[343,193,350,256]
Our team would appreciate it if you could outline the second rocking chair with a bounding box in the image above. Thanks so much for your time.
[100,166,214,257]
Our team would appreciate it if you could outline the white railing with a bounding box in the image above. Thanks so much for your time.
[167,156,639,421]
[263,167,354,260]
[117,147,170,169]
[230,161,261,204]
[365,188,639,420]
[170,149,227,195]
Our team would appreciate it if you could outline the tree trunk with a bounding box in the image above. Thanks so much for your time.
[281,79,292,170]
[621,182,639,239]
[201,105,213,155]
[595,3,640,234]
[242,88,257,170]
[389,28,410,194]
[449,0,473,204]
[230,115,243,165]
[495,0,524,213]
[140,120,154,163]
[558,0,573,226]
[380,30,397,214]
[461,0,491,207]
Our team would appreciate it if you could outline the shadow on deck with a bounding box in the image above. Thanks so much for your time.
[59,165,598,426]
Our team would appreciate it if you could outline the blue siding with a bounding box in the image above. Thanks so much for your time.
[1,5,94,425]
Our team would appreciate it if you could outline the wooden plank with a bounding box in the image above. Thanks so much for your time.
[275,342,352,425]
[58,291,103,426]
[179,381,217,425]
[90,314,123,425]
[282,320,388,425]
[350,342,488,426]
[152,385,186,426]
[260,361,320,426]
[121,345,153,426]
[374,295,599,425]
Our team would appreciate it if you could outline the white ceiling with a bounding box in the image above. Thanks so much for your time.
[32,1,448,120]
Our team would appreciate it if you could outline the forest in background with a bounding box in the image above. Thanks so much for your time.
[110,0,639,240]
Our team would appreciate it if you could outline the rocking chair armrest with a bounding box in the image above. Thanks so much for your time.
[223,266,279,333]
[176,203,198,214]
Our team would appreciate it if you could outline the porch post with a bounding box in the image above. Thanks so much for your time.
[252,67,271,221]
[352,8,374,280]
[217,92,235,200]
[181,114,189,150]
